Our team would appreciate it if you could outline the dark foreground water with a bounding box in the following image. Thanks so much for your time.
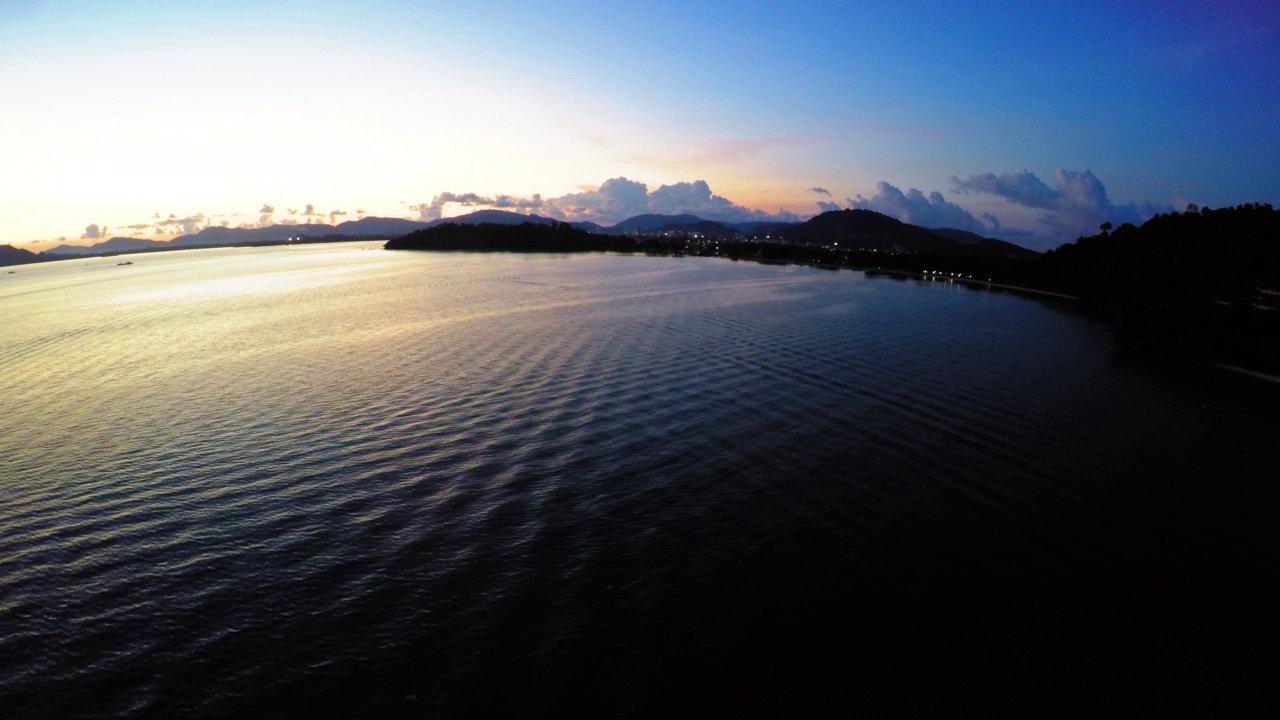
[2,244,1278,717]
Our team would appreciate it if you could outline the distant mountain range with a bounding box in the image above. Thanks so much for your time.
[19,209,1028,264]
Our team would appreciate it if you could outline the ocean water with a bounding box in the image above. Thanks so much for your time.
[2,244,1277,717]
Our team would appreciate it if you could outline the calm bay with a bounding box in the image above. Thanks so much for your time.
[2,243,1277,717]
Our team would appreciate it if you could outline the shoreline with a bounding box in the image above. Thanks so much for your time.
[862,267,1077,300]
[1213,363,1280,385]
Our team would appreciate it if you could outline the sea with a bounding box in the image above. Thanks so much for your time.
[2,243,1277,718]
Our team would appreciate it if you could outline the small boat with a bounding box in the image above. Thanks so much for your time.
[117,261,133,266]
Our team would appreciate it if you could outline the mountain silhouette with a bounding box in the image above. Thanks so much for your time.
[610,214,705,233]
[0,244,42,266]
[779,210,1037,257]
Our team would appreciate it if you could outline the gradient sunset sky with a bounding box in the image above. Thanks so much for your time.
[2,1,1276,250]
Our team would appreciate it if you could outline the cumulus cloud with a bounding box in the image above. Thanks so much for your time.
[849,182,992,234]
[492,194,544,210]
[328,210,347,222]
[816,200,841,213]
[301,204,318,216]
[259,203,275,227]
[950,170,1060,209]
[951,168,1173,240]
[413,178,799,225]
[410,192,494,221]
[548,177,798,224]
[155,213,206,235]
[809,187,832,196]
[82,224,103,239]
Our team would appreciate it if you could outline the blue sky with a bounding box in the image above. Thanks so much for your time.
[1,0,1275,250]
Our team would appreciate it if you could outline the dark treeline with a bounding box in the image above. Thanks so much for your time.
[1031,203,1280,371]
[386,221,640,253]
[390,205,1280,372]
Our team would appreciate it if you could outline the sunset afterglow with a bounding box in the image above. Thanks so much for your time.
[2,1,1276,251]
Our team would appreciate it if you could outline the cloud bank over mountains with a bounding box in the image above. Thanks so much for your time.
[848,182,996,236]
[826,169,1173,249]
[74,170,1170,252]
[950,169,1173,242]
[413,178,802,225]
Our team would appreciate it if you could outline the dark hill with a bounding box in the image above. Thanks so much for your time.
[930,228,987,244]
[334,217,429,236]
[386,221,638,254]
[1038,203,1280,305]
[1035,203,1280,370]
[44,236,171,255]
[0,244,43,267]
[611,214,704,233]
[427,210,555,227]
[780,209,959,253]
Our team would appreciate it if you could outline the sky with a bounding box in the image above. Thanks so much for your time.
[1,0,1276,251]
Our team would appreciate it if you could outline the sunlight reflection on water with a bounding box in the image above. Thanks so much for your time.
[1,242,1277,718]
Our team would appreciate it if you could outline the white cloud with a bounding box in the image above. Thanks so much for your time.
[414,177,800,225]
[82,224,103,239]
[951,168,1174,240]
[849,181,992,234]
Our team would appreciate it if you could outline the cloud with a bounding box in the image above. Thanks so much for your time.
[849,181,992,234]
[259,203,275,227]
[546,177,799,224]
[950,170,1059,209]
[155,213,206,235]
[287,208,298,215]
[816,201,841,213]
[411,192,496,221]
[809,187,832,196]
[302,204,318,216]
[328,210,347,221]
[412,177,802,225]
[82,224,103,239]
[492,194,544,210]
[259,204,274,214]
[951,168,1174,240]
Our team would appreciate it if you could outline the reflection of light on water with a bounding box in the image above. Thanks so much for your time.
[103,266,385,305]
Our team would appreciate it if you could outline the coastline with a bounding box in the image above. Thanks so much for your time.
[1213,363,1280,384]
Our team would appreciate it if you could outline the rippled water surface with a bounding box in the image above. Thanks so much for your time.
[2,244,1278,717]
